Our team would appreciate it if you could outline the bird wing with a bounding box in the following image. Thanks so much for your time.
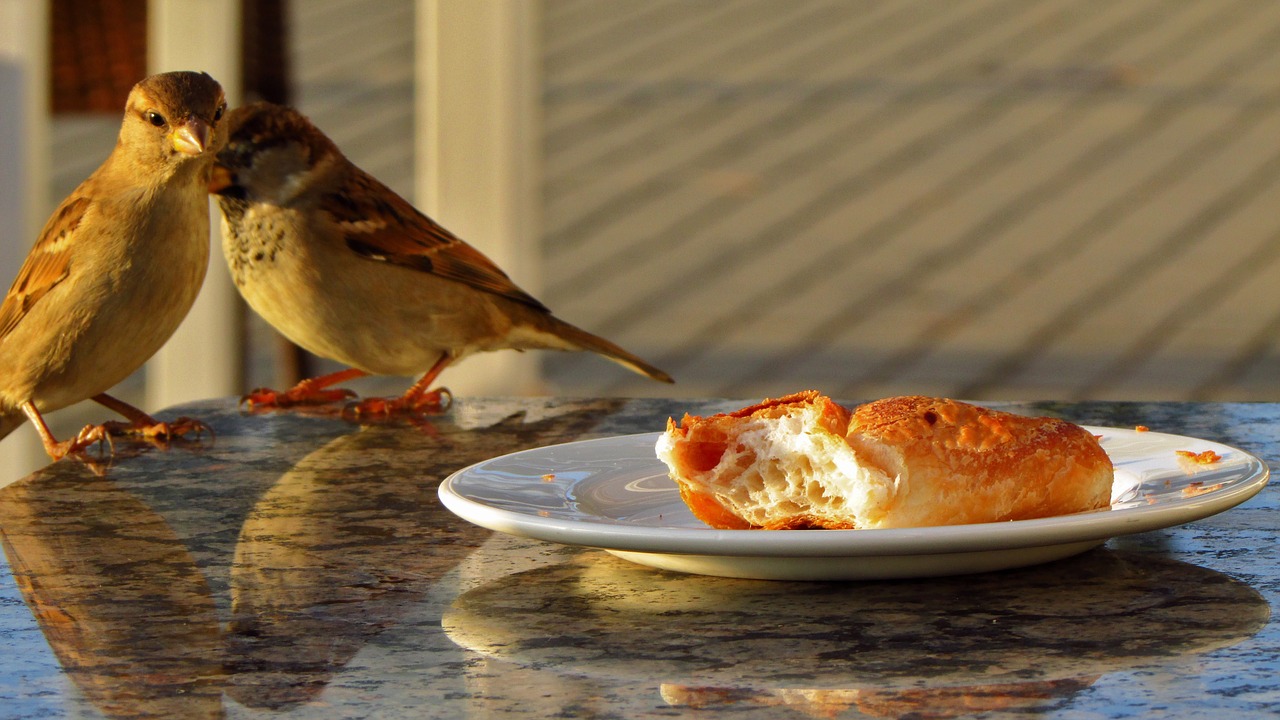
[0,196,89,340]
[322,168,549,312]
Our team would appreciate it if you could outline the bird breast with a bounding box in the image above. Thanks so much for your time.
[7,182,211,412]
[98,185,211,351]
[218,205,527,376]
[220,202,290,281]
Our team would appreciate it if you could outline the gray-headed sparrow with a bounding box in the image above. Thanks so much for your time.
[0,71,227,461]
[209,102,672,415]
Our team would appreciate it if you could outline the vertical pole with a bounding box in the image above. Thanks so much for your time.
[0,0,50,484]
[144,0,245,410]
[416,0,544,396]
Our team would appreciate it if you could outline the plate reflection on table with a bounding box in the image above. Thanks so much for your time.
[442,549,1268,717]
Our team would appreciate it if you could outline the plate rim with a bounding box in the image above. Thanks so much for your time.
[437,428,1270,559]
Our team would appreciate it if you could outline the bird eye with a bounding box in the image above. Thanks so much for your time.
[214,103,226,122]
[146,111,167,127]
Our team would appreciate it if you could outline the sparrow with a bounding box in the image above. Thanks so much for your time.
[0,71,228,461]
[208,102,672,415]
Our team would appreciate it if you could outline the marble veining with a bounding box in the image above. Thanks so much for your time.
[0,397,1277,718]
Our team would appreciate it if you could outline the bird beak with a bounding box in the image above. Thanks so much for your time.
[171,118,211,156]
[207,164,234,194]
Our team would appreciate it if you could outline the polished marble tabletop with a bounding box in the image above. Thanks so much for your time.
[0,396,1277,719]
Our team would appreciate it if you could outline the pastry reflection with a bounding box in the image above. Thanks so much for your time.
[443,549,1269,717]
[658,679,1097,718]
[0,467,225,720]
[224,399,626,710]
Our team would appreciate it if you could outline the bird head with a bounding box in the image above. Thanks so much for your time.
[208,102,342,208]
[120,71,228,173]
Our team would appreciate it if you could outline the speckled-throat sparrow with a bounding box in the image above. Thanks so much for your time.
[209,102,671,415]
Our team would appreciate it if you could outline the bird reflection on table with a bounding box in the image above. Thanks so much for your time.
[0,398,624,718]
[0,470,225,719]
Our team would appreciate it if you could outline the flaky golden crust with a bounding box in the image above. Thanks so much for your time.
[845,396,1113,527]
[657,393,1113,530]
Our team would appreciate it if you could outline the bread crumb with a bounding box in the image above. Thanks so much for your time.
[1176,450,1221,464]
[542,473,556,482]
[1182,482,1225,497]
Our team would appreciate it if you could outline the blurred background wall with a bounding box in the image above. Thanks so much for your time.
[4,0,1280,481]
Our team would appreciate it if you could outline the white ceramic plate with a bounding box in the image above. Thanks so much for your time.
[438,428,1269,580]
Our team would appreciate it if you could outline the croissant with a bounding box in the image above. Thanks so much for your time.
[656,392,1113,530]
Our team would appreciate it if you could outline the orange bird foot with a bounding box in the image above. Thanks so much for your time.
[241,385,357,409]
[99,415,214,443]
[240,369,369,410]
[46,423,116,462]
[24,395,209,464]
[342,387,453,419]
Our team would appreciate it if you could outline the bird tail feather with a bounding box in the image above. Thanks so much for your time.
[546,318,674,384]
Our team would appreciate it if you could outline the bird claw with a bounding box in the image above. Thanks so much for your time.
[165,416,215,441]
[241,385,358,410]
[341,387,452,420]
[100,415,214,443]
[54,423,115,460]
[35,424,116,473]
[47,416,208,470]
